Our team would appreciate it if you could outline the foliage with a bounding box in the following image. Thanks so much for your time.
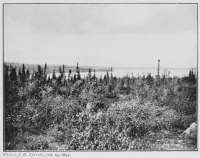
[4,63,197,150]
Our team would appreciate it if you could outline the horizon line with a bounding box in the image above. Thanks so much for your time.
[4,61,197,70]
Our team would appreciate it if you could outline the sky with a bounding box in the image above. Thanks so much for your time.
[4,4,197,68]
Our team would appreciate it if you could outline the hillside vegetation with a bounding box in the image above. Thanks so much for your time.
[4,63,197,151]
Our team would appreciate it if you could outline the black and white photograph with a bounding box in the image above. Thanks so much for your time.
[2,2,198,152]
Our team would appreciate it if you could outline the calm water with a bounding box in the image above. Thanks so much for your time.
[47,67,196,78]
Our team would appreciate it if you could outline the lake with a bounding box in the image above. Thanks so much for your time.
[47,67,196,79]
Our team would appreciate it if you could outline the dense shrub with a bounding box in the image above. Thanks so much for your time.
[4,63,197,150]
[25,135,50,150]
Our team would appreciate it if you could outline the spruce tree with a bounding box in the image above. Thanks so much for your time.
[63,64,65,73]
[88,68,92,80]
[22,64,26,83]
[59,65,62,74]
[76,62,81,80]
[146,73,154,86]
[44,63,47,74]
[37,65,42,78]
[18,68,22,83]
[26,69,30,80]
[52,69,56,80]
[106,71,110,83]
[73,74,77,82]
[68,69,72,80]
[93,69,96,81]
[188,69,196,83]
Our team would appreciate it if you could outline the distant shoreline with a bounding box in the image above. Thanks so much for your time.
[4,62,111,73]
[4,61,196,71]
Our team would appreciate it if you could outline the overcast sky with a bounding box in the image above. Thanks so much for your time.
[4,4,197,68]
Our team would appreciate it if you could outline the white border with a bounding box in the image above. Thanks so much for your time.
[0,0,199,158]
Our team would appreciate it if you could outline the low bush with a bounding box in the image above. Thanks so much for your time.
[25,135,51,150]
